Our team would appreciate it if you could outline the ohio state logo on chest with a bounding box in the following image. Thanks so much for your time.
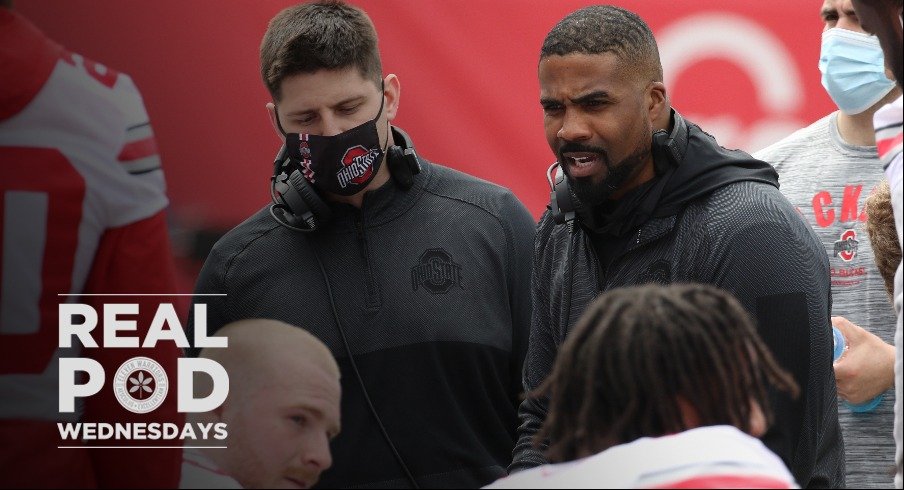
[833,228,859,262]
[337,145,380,188]
[411,249,464,294]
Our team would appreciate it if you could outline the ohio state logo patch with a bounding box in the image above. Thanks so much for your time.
[833,229,859,262]
[411,249,464,294]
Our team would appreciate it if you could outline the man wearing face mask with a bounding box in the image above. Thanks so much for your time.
[188,1,535,488]
[754,1,900,487]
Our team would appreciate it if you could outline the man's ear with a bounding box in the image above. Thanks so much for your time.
[266,102,285,141]
[647,81,668,128]
[383,74,401,122]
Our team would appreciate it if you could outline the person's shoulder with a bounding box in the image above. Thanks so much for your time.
[630,427,797,488]
[701,178,786,208]
[694,180,804,235]
[0,34,169,226]
[423,162,533,221]
[874,95,903,127]
[483,461,582,489]
[205,206,284,266]
[180,449,243,489]
[753,113,835,164]
[39,50,148,127]
[695,181,818,251]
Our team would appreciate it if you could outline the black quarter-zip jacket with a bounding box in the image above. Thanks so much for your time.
[189,158,535,488]
[510,112,845,488]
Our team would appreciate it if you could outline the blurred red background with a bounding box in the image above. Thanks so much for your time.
[16,0,836,289]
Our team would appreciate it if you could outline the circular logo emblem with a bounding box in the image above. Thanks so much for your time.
[113,357,169,414]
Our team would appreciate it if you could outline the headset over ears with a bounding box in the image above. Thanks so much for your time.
[269,125,422,232]
[547,113,685,225]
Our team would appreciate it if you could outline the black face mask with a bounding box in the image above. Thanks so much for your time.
[277,89,388,196]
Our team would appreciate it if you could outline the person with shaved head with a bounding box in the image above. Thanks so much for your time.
[181,319,340,489]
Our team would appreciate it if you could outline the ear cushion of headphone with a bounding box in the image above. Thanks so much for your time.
[287,170,332,225]
[387,145,404,166]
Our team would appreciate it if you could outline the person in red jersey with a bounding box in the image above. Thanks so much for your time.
[0,2,183,487]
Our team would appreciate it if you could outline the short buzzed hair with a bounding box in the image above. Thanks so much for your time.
[260,1,383,101]
[541,5,662,82]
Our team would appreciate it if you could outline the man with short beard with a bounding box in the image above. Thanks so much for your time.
[512,5,843,488]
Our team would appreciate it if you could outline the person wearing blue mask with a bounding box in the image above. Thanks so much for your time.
[755,1,901,487]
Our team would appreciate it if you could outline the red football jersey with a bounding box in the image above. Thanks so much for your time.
[0,9,182,488]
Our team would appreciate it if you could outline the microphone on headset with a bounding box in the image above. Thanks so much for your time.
[547,162,576,224]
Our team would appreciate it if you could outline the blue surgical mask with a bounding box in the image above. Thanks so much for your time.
[819,28,895,115]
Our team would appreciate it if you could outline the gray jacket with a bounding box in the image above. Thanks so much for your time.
[191,158,535,488]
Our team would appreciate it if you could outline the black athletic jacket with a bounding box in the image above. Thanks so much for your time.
[190,158,534,488]
[510,112,844,488]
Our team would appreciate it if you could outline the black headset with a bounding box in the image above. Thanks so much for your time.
[269,125,422,232]
[547,112,685,224]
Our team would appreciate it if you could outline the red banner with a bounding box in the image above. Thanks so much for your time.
[19,0,835,223]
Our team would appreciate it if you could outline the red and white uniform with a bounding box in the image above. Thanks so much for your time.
[485,426,798,489]
[180,449,242,489]
[0,9,181,488]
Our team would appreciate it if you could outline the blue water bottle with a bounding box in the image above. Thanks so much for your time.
[832,326,883,412]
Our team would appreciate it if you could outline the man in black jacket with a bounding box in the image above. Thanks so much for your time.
[510,6,844,488]
[190,2,535,488]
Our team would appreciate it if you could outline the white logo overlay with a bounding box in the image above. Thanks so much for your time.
[56,299,230,446]
[113,357,168,414]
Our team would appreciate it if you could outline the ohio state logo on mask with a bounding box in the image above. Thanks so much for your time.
[278,86,388,197]
[338,145,381,189]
